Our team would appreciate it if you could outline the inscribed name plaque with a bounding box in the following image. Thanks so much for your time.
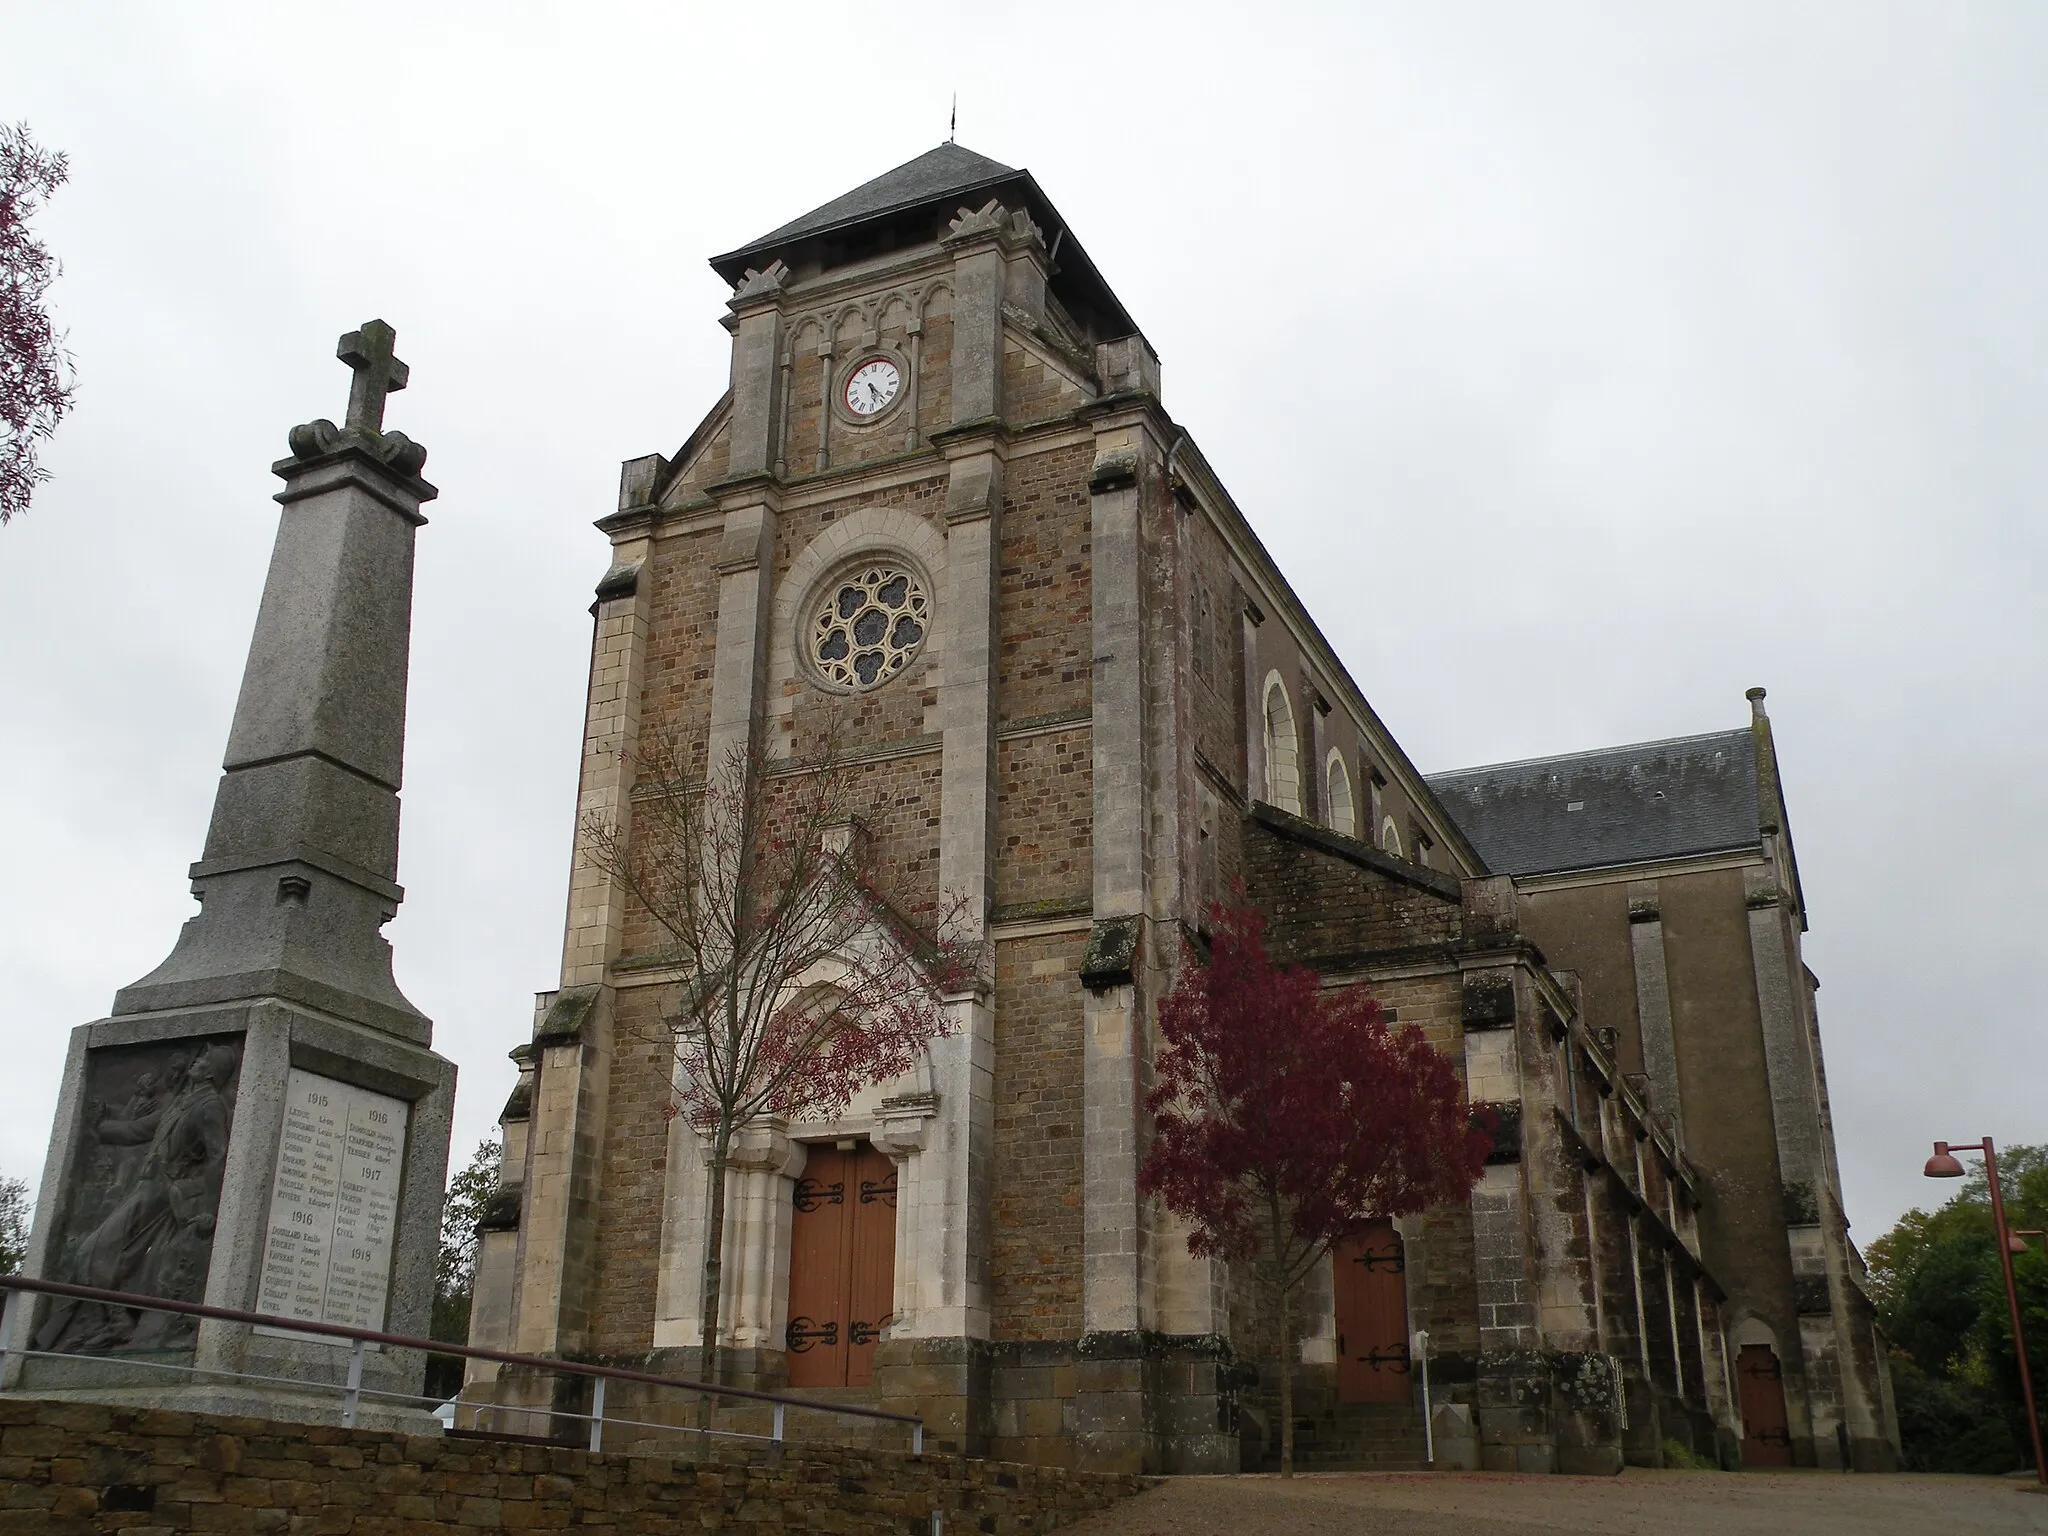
[255,1069,408,1338]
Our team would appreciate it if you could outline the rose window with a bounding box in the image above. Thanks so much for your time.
[810,564,929,690]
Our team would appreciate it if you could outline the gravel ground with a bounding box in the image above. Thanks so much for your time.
[1061,1469,2048,1536]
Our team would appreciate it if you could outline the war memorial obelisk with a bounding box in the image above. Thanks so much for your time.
[4,323,456,1427]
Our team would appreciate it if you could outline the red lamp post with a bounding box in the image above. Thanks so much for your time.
[1925,1138,2046,1485]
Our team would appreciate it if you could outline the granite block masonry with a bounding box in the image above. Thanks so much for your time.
[468,142,1889,1474]
[4,322,457,1430]
[0,1397,1153,1534]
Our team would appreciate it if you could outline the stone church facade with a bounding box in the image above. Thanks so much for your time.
[463,144,1898,1475]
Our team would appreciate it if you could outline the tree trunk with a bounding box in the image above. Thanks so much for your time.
[696,1118,735,1431]
[1278,1274,1295,1477]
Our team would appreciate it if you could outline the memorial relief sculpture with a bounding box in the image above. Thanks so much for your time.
[37,1039,242,1353]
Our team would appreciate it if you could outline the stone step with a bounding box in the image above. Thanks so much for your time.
[1268,1400,1429,1473]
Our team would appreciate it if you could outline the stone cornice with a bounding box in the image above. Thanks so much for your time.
[271,446,436,521]
[1075,393,1169,437]
[928,418,1009,455]
[664,418,1087,523]
[995,708,1091,742]
[1506,847,1768,894]
[596,505,657,538]
[776,241,954,310]
[1247,800,1462,900]
[704,470,781,508]
[189,840,404,905]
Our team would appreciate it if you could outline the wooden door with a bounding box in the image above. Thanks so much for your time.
[1334,1220,1411,1404]
[785,1144,897,1389]
[1737,1343,1792,1466]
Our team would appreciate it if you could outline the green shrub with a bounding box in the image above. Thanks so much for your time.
[1661,1438,1717,1470]
[1889,1353,2024,1474]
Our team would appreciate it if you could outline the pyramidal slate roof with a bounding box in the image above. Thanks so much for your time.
[736,143,1018,254]
[708,143,1138,338]
[1426,729,1763,878]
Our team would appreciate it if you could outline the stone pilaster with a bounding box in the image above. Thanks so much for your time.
[870,1094,946,1336]
[941,200,1048,426]
[1459,967,1557,1474]
[1743,861,1833,1456]
[721,1119,807,1351]
[1147,463,1223,1346]
[1240,597,1265,806]
[725,264,788,479]
[1081,431,1151,1337]
[461,1045,534,1411]
[1462,972,1531,1346]
[937,447,1003,935]
[903,992,994,1341]
[505,462,657,1363]
[648,1113,805,1378]
[705,491,779,776]
[1746,867,1824,1217]
[1625,882,1683,1143]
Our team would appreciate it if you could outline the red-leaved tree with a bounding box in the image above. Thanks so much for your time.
[1,122,72,525]
[585,729,977,1393]
[1138,905,1491,1475]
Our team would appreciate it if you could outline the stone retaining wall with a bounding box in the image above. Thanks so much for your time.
[0,1398,1151,1534]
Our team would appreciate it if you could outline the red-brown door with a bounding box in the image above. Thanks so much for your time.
[1737,1343,1792,1466]
[785,1145,897,1388]
[1334,1220,1411,1404]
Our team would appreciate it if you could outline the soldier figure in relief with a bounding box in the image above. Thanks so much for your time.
[38,1042,238,1353]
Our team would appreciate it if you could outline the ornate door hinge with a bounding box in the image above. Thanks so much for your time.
[793,1178,845,1213]
[785,1317,839,1352]
[1363,1343,1412,1374]
[1353,1240,1406,1274]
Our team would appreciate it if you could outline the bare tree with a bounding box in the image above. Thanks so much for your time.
[1,123,72,525]
[585,729,975,1389]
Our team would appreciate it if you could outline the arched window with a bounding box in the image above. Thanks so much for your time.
[1380,816,1403,858]
[1325,750,1356,838]
[1261,675,1301,814]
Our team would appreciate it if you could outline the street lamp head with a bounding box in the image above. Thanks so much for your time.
[1925,1142,1967,1179]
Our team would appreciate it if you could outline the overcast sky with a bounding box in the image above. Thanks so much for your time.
[2,2,2042,1249]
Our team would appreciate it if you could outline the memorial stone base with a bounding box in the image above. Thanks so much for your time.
[6,998,454,1431]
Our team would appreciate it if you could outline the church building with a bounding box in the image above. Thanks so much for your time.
[462,144,1898,1475]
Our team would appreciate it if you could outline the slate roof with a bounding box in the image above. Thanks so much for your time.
[708,143,1138,339]
[729,143,1018,256]
[1425,729,1763,878]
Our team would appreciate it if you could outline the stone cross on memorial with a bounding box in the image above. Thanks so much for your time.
[5,322,457,1430]
[339,319,408,433]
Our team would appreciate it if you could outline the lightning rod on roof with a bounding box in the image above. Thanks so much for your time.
[949,93,957,142]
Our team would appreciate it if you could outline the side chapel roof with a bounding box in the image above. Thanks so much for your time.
[1426,729,1763,878]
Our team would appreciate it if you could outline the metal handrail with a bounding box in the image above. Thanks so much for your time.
[0,1273,924,1452]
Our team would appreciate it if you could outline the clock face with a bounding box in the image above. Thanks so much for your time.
[844,357,902,418]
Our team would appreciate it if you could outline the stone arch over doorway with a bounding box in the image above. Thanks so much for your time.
[1730,1316,1793,1467]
